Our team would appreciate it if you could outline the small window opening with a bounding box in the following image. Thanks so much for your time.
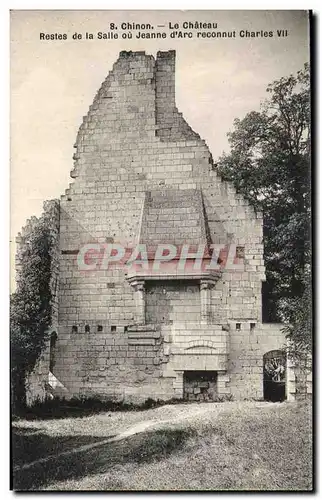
[236,323,241,331]
[111,325,116,332]
[72,325,78,333]
[97,325,103,332]
[250,322,256,330]
[85,324,90,333]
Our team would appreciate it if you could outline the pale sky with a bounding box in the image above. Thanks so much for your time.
[10,10,310,287]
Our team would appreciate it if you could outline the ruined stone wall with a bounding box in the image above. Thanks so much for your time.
[54,50,265,401]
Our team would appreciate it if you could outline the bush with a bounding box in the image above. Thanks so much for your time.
[17,395,184,419]
[15,393,236,420]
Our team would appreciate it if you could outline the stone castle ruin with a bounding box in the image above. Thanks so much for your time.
[16,50,311,404]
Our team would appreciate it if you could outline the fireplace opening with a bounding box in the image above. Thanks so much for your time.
[183,370,218,402]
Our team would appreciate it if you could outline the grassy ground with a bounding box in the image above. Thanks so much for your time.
[12,400,312,491]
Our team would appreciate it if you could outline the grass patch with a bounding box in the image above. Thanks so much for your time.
[12,427,195,490]
[11,401,313,492]
[124,428,194,464]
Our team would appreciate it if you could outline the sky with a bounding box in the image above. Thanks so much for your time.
[10,10,310,287]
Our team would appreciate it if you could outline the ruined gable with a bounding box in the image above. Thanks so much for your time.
[22,50,306,404]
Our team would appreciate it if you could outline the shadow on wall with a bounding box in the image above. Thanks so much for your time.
[12,425,194,491]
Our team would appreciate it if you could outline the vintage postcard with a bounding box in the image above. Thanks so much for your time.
[10,10,312,492]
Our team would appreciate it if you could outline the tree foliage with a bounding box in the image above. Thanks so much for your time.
[11,217,54,411]
[216,64,311,351]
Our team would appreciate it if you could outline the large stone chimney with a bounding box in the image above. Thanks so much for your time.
[155,50,199,141]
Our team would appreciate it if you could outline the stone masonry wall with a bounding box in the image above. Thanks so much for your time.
[51,325,174,402]
[53,50,266,401]
[155,50,199,142]
[229,322,286,400]
[145,281,200,324]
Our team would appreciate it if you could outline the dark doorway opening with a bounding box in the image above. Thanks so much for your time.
[183,370,217,402]
[263,350,286,402]
[49,331,58,372]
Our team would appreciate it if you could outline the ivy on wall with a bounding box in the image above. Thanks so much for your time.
[11,201,59,412]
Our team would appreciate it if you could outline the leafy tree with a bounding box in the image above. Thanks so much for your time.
[11,217,54,413]
[216,64,311,350]
[282,269,312,355]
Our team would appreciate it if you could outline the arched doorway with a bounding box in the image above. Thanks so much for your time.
[263,350,286,402]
